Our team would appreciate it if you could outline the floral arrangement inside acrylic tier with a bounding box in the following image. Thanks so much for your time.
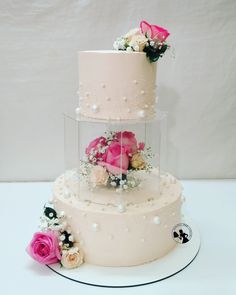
[113,20,170,62]
[81,130,154,192]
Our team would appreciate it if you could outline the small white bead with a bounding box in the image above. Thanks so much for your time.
[76,90,80,95]
[144,104,149,109]
[142,215,147,220]
[85,92,90,97]
[92,223,99,232]
[101,83,106,88]
[60,234,65,241]
[153,216,161,225]
[106,97,111,101]
[69,235,74,242]
[49,212,54,218]
[109,234,114,240]
[138,110,146,118]
[91,104,99,113]
[172,212,176,216]
[133,80,138,84]
[125,227,129,232]
[75,107,80,115]
[122,96,127,102]
[141,238,145,243]
[117,204,126,213]
[127,108,131,113]
[140,90,145,95]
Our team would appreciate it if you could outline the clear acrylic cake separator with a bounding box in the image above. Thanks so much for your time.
[63,111,167,210]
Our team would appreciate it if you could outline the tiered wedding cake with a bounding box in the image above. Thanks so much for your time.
[27,20,183,269]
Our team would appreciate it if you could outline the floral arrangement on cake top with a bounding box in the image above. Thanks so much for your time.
[81,131,153,191]
[27,204,84,269]
[113,20,170,62]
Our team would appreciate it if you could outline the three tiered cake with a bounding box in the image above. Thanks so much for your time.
[27,20,183,269]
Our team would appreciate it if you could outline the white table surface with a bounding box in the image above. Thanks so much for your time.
[1,180,236,295]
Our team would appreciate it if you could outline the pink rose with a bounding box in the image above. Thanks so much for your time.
[140,20,170,42]
[27,231,61,265]
[85,136,107,161]
[98,142,129,175]
[116,131,138,155]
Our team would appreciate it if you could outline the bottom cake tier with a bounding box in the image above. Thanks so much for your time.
[53,172,182,267]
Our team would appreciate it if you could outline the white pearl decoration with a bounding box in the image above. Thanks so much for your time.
[69,235,74,242]
[142,215,147,220]
[125,227,129,232]
[122,96,127,102]
[92,223,99,232]
[140,90,145,95]
[144,104,149,109]
[127,108,131,113]
[117,204,126,213]
[75,107,80,115]
[91,104,99,113]
[153,216,161,225]
[141,238,145,243]
[101,83,106,88]
[60,234,65,241]
[106,97,111,101]
[172,212,176,216]
[138,110,146,118]
[133,79,138,84]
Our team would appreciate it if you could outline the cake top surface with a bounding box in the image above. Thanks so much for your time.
[80,50,146,54]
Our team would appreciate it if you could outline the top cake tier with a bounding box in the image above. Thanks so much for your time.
[78,50,157,121]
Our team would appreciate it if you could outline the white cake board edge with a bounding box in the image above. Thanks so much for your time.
[47,216,200,288]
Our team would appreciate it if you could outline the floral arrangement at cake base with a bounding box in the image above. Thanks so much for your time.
[26,204,83,269]
[113,20,170,62]
[81,131,153,191]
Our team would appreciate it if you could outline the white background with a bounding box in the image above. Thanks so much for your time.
[0,0,236,181]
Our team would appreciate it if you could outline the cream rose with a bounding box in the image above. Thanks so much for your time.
[125,28,148,52]
[131,153,146,169]
[61,246,83,269]
[90,165,109,187]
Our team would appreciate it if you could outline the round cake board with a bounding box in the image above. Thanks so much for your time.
[48,216,200,288]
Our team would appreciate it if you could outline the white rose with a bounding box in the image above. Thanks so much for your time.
[90,165,109,187]
[129,34,148,52]
[124,28,141,41]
